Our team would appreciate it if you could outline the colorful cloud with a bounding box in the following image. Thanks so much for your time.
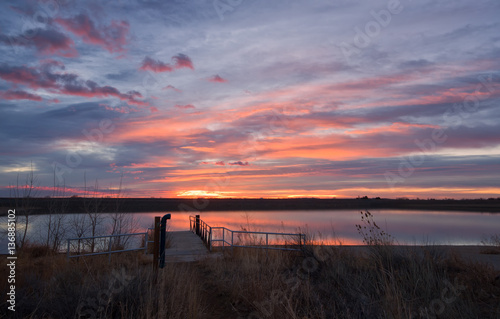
[208,74,227,83]
[172,53,194,70]
[140,54,194,73]
[55,13,129,53]
[174,104,195,109]
[0,61,146,106]
[0,28,78,57]
[0,89,42,101]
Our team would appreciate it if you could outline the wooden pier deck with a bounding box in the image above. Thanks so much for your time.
[162,231,214,263]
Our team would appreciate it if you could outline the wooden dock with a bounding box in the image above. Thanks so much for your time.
[162,231,214,263]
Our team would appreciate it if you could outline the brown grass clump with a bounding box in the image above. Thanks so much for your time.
[481,234,500,255]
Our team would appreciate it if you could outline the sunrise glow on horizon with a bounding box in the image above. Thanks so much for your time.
[1,0,499,199]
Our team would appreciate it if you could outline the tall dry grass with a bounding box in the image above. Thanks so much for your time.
[2,212,499,318]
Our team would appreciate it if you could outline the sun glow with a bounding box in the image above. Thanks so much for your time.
[176,190,234,198]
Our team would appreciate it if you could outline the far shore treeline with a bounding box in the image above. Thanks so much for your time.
[1,197,499,215]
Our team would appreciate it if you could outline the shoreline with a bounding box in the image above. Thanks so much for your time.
[1,197,499,215]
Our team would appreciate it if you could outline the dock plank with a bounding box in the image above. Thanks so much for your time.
[162,231,212,263]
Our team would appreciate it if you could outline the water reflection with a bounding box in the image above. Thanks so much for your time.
[1,210,498,247]
[138,210,499,245]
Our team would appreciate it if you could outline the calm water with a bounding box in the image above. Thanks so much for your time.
[1,210,498,249]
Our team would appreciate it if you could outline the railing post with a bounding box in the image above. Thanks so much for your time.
[66,239,70,260]
[209,227,212,251]
[108,236,113,263]
[159,213,171,269]
[153,216,160,270]
[196,215,200,236]
[144,232,148,254]
[266,233,269,260]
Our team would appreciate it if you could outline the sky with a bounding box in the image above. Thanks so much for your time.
[0,0,499,199]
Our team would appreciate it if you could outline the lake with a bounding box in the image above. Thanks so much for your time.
[1,210,499,250]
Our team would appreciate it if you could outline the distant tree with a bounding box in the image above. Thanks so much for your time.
[83,172,104,253]
[10,162,39,249]
[45,168,68,252]
[108,174,139,250]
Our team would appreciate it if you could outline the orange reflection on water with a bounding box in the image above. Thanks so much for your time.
[135,210,500,246]
[138,211,364,245]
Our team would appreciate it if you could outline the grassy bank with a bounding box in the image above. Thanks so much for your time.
[1,241,499,318]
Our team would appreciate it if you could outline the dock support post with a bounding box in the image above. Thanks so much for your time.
[159,213,171,269]
[153,216,160,270]
[196,215,200,236]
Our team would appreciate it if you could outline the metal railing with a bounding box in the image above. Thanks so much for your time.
[189,215,304,252]
[66,231,149,261]
[146,227,154,252]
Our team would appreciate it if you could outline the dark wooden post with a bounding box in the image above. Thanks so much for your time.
[159,214,171,269]
[195,215,200,236]
[153,216,160,270]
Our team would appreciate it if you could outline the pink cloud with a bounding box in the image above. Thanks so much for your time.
[175,104,195,109]
[139,56,173,73]
[55,14,129,53]
[0,62,65,90]
[150,107,159,113]
[208,74,228,83]
[61,81,147,106]
[200,161,225,166]
[0,28,77,57]
[172,53,194,70]
[162,85,181,92]
[0,90,42,101]
[140,54,195,73]
[0,62,147,106]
